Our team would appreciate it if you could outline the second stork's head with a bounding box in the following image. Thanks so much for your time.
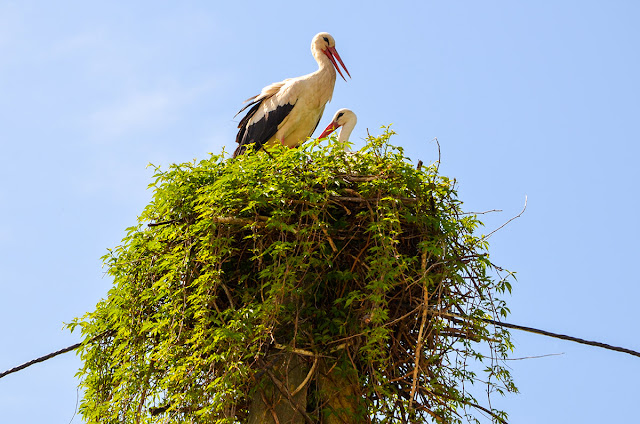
[312,32,351,81]
[319,108,358,144]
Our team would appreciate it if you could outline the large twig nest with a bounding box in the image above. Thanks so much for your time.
[70,129,516,424]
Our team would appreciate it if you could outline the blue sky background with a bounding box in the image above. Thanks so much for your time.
[1,1,639,422]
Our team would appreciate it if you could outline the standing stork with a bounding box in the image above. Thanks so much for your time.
[318,108,357,149]
[233,32,350,157]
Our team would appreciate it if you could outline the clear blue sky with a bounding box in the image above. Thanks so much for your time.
[1,1,639,422]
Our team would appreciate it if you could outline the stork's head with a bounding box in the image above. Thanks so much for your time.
[312,32,351,81]
[319,108,357,139]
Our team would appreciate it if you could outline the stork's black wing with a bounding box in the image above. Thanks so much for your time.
[233,99,295,158]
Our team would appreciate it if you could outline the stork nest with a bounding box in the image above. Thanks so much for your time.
[70,130,516,424]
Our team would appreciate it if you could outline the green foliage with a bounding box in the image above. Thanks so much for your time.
[68,129,517,423]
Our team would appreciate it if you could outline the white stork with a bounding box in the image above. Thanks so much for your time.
[233,32,350,157]
[318,108,357,148]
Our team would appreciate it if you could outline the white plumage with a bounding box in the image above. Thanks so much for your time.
[234,32,350,157]
[319,108,357,149]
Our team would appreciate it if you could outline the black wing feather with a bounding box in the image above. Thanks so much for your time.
[234,95,261,117]
[234,100,295,157]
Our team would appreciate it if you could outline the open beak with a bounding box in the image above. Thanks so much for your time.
[319,121,340,139]
[323,46,351,81]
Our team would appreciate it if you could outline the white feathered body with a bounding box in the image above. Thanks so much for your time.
[234,32,348,157]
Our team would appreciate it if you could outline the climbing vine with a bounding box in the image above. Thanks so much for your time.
[68,129,517,423]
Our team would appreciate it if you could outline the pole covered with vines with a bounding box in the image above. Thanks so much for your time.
[69,129,517,423]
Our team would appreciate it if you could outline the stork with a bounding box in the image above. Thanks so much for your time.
[233,32,350,158]
[318,108,357,149]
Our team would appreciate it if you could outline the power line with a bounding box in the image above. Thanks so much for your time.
[438,311,640,358]
[0,342,81,380]
[2,318,639,381]
[482,317,640,358]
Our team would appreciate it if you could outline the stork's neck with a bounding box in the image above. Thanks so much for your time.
[338,119,356,143]
[303,47,336,103]
[312,46,337,77]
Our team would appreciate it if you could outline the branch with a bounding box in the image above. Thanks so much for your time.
[484,195,527,239]
[149,216,268,228]
[273,344,315,357]
[463,400,507,424]
[148,219,181,227]
[409,279,430,410]
[337,175,384,182]
[330,196,369,202]
[291,356,318,396]
[329,195,417,204]
[211,216,268,226]
[432,137,441,174]
[461,209,503,215]
[503,353,565,360]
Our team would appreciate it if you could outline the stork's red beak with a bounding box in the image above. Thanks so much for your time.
[323,46,351,81]
[319,121,340,139]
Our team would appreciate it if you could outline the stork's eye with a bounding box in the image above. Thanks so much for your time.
[323,36,329,43]
[337,112,344,118]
